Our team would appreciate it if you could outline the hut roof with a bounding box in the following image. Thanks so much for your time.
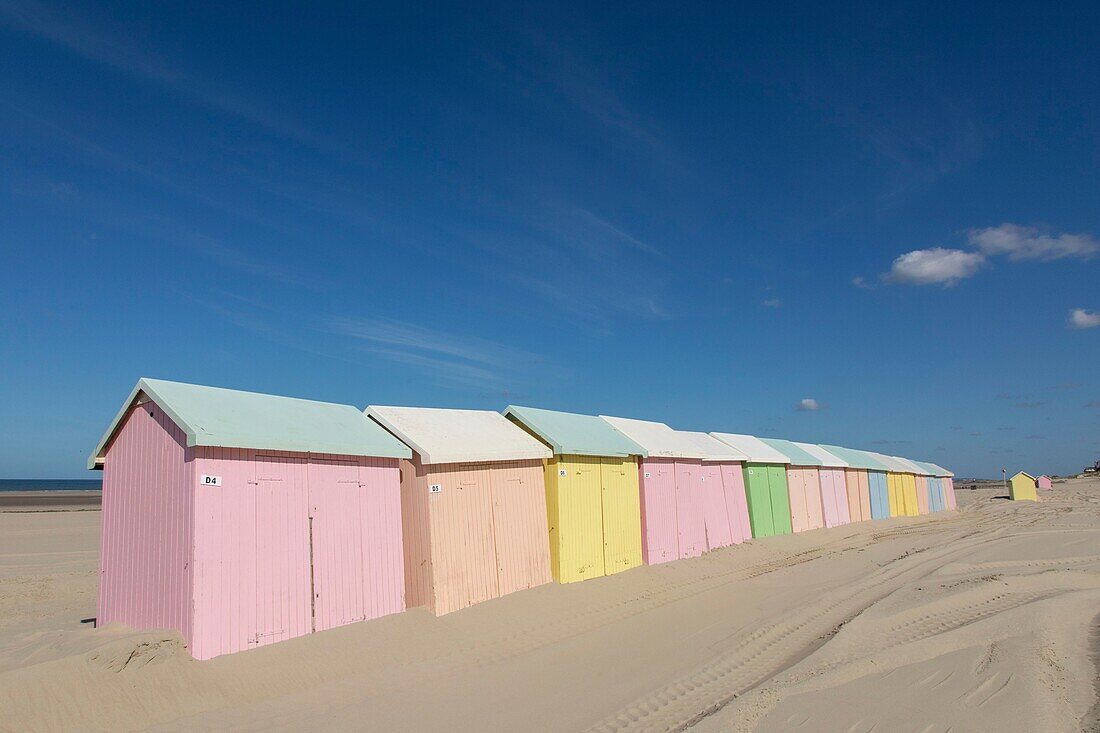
[709,433,791,464]
[757,438,824,466]
[89,378,411,469]
[503,405,646,458]
[677,430,749,461]
[367,406,552,465]
[599,415,708,459]
[911,460,952,477]
[793,442,849,468]
[818,445,889,471]
[866,452,914,473]
[1011,471,1036,481]
[892,456,932,475]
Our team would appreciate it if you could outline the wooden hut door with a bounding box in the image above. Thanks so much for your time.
[490,461,552,597]
[307,458,368,632]
[673,462,706,559]
[699,464,733,550]
[599,458,643,574]
[252,455,311,647]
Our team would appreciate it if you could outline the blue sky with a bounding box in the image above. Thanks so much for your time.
[2,1,1098,478]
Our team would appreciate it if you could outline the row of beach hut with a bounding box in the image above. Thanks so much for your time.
[89,379,956,659]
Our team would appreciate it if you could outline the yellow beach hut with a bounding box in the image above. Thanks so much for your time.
[1009,471,1038,501]
[504,405,645,583]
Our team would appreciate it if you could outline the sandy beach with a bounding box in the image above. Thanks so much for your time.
[1,479,1097,732]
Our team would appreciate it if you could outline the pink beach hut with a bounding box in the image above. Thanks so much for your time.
[366,406,553,615]
[89,378,412,660]
[600,416,750,564]
[793,442,852,527]
[1037,475,1053,490]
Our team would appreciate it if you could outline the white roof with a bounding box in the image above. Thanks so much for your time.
[867,452,912,473]
[794,442,848,468]
[678,431,748,461]
[366,406,552,465]
[893,456,931,475]
[709,433,791,464]
[599,416,705,459]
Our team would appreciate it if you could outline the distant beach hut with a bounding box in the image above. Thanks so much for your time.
[600,416,749,564]
[1037,475,1053,490]
[902,461,930,515]
[90,378,412,660]
[893,457,929,516]
[869,453,916,517]
[757,438,825,533]
[710,433,793,538]
[503,406,645,584]
[912,460,948,512]
[1009,471,1038,501]
[819,445,888,521]
[793,442,852,527]
[367,406,553,615]
[934,463,957,509]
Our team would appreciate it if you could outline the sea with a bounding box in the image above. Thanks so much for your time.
[0,479,102,492]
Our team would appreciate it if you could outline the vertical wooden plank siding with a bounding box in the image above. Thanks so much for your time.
[357,456,406,623]
[306,454,405,632]
[824,468,851,527]
[399,458,432,610]
[97,402,194,648]
[868,471,890,519]
[697,463,734,551]
[191,449,313,659]
[424,462,498,615]
[914,475,930,515]
[787,468,824,533]
[637,458,678,565]
[843,469,865,522]
[856,470,872,521]
[886,473,901,517]
[902,474,920,516]
[766,465,793,536]
[551,456,605,583]
[599,457,643,575]
[416,460,550,614]
[719,463,752,543]
[673,461,707,559]
[943,477,957,510]
[743,464,774,537]
[489,460,552,599]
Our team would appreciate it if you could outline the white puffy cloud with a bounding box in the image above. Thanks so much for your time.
[796,398,821,411]
[885,247,985,286]
[969,224,1099,261]
[1068,308,1100,329]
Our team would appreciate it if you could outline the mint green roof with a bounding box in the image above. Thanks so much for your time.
[504,405,646,458]
[819,445,889,471]
[759,437,823,466]
[912,460,952,477]
[90,378,411,469]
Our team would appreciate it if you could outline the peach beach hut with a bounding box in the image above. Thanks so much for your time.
[366,406,553,615]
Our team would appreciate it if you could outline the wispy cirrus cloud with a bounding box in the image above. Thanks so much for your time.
[329,316,544,387]
[0,0,340,152]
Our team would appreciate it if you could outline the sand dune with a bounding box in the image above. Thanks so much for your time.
[1,479,1097,732]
